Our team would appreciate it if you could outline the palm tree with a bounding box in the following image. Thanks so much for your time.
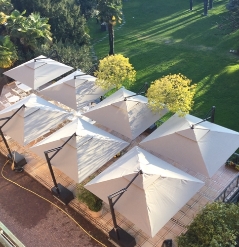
[0,35,17,68]
[7,10,52,51]
[20,12,52,49]
[97,0,122,55]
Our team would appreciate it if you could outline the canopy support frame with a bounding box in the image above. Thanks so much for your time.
[44,133,76,205]
[0,105,27,171]
[108,170,142,247]
[124,83,148,101]
[191,106,215,129]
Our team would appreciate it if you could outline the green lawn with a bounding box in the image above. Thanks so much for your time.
[88,0,239,131]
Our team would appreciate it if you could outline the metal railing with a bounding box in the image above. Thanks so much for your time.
[0,222,25,247]
[215,175,239,202]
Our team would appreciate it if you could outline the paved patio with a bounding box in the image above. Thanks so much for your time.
[0,83,239,247]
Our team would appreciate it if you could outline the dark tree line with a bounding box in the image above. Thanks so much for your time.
[10,0,90,46]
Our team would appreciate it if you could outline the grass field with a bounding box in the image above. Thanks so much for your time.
[88,0,239,131]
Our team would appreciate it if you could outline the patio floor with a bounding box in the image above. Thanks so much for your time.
[0,83,239,247]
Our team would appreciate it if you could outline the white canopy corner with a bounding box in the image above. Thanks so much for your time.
[3,55,73,89]
[0,94,70,145]
[30,118,129,183]
[85,146,204,237]
[40,70,109,111]
[83,88,168,140]
[140,114,239,177]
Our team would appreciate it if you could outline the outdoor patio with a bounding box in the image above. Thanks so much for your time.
[0,83,239,247]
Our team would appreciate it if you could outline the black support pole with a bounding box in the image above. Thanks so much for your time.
[204,0,209,15]
[209,0,213,9]
[190,0,193,10]
[108,170,142,247]
[0,104,27,169]
[44,152,60,194]
[74,74,86,79]
[211,106,216,123]
[191,106,216,129]
[124,83,148,101]
[43,133,76,205]
[0,129,12,158]
[108,197,120,240]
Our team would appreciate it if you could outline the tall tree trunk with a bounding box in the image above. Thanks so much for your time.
[189,0,193,10]
[203,0,209,15]
[108,23,114,55]
[209,0,213,9]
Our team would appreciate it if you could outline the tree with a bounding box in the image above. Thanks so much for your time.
[146,74,196,116]
[97,0,122,55]
[36,40,93,72]
[10,0,90,46]
[0,0,13,14]
[216,0,239,36]
[6,10,52,51]
[76,0,97,19]
[0,11,7,25]
[177,202,239,247]
[94,54,136,90]
[0,35,18,68]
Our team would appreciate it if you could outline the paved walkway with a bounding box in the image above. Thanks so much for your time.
[0,154,113,247]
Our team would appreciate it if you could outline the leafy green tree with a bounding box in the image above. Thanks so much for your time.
[177,202,239,247]
[97,0,122,55]
[0,35,17,68]
[146,73,196,116]
[94,54,136,90]
[76,0,97,19]
[6,10,52,51]
[0,11,7,24]
[0,0,13,14]
[10,0,90,46]
[36,40,93,72]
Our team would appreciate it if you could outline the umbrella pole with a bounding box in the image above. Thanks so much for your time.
[44,151,74,205]
[108,197,120,240]
[0,129,13,159]
[0,105,27,169]
[108,170,142,247]
[43,133,76,205]
[44,152,60,194]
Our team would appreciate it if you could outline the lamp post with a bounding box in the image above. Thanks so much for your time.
[108,170,142,247]
[0,104,27,171]
[44,133,75,205]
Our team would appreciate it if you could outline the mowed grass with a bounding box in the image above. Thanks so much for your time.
[88,0,239,131]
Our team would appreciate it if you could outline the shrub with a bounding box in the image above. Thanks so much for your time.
[177,202,239,247]
[77,184,102,212]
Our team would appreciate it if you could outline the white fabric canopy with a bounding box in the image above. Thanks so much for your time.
[140,114,239,177]
[0,94,69,145]
[85,146,204,237]
[83,88,168,140]
[31,118,129,183]
[3,55,73,89]
[40,70,109,111]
